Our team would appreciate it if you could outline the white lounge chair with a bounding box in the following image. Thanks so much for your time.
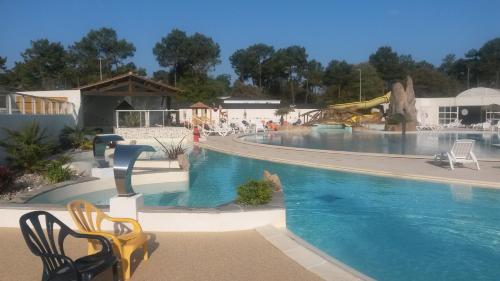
[444,119,463,129]
[434,139,480,170]
[201,123,231,137]
[254,122,267,133]
[417,123,443,131]
[237,120,251,134]
[472,120,492,131]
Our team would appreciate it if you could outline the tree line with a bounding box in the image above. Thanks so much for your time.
[0,27,499,106]
[229,39,500,105]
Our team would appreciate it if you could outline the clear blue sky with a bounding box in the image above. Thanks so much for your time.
[1,0,499,78]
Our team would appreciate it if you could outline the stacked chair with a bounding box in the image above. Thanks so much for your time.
[19,211,119,281]
[19,200,149,280]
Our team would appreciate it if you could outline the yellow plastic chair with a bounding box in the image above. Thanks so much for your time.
[67,200,148,280]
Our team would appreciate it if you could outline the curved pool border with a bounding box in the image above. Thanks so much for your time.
[3,140,498,281]
[238,130,500,162]
[0,177,371,280]
[197,134,500,189]
[2,176,286,232]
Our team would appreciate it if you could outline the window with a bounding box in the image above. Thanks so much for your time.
[486,110,500,125]
[439,106,458,125]
[0,93,6,113]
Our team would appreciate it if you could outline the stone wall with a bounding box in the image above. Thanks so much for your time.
[114,126,192,140]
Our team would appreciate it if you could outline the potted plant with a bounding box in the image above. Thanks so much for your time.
[153,136,187,169]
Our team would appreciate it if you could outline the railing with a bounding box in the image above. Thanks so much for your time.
[0,90,74,115]
[115,110,182,128]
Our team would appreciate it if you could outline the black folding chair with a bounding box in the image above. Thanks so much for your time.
[19,211,118,281]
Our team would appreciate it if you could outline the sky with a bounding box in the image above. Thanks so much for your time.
[1,0,499,78]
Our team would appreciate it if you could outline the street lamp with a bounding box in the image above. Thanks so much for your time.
[98,57,103,81]
[358,69,362,102]
[467,66,470,89]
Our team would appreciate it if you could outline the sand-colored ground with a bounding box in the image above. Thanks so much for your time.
[0,228,323,281]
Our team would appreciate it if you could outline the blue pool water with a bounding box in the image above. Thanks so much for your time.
[30,149,500,280]
[242,129,500,159]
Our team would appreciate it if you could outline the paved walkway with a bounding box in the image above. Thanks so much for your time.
[0,228,323,281]
[199,135,500,188]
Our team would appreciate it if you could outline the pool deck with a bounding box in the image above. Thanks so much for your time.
[198,135,500,189]
[0,227,325,281]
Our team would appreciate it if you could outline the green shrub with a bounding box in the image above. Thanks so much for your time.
[0,122,53,172]
[0,165,15,195]
[44,158,74,184]
[122,112,140,127]
[59,126,94,150]
[236,180,273,206]
[80,139,93,150]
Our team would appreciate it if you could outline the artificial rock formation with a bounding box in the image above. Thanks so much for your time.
[263,170,282,192]
[385,76,418,131]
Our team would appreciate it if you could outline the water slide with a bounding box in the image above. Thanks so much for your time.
[301,92,391,126]
[329,92,391,110]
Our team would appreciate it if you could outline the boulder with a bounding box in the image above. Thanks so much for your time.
[263,170,282,192]
[386,76,418,131]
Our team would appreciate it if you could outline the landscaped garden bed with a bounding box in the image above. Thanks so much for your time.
[0,122,95,201]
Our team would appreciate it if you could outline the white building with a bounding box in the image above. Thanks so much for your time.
[178,98,318,125]
[416,87,500,126]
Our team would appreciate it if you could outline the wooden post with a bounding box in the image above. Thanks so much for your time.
[32,97,36,114]
[21,95,25,114]
[7,94,12,114]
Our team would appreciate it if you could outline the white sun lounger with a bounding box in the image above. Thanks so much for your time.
[434,139,480,170]
[201,123,232,137]
[472,120,492,131]
[443,119,463,129]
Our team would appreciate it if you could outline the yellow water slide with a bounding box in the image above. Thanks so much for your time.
[329,92,391,110]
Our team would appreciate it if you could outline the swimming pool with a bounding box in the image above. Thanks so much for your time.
[30,149,500,280]
[242,129,500,159]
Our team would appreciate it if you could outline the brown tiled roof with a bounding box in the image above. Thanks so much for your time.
[79,72,182,93]
[189,102,211,109]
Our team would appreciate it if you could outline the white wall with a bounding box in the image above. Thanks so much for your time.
[415,98,454,125]
[0,114,76,163]
[416,95,500,125]
[0,207,285,232]
[20,90,81,123]
[180,108,318,125]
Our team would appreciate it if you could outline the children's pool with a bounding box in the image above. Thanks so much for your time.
[29,149,500,280]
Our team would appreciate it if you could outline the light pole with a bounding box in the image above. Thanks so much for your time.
[98,57,103,81]
[358,69,362,102]
[467,66,470,89]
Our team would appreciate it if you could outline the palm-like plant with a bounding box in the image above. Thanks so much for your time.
[0,122,53,172]
[154,135,187,160]
[274,107,295,125]
[122,112,141,127]
[59,126,94,149]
